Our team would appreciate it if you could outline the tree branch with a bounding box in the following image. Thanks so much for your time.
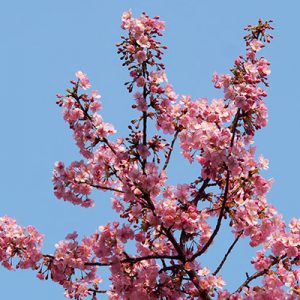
[213,231,243,275]
[74,180,124,194]
[190,170,231,261]
[162,129,179,171]
[85,254,179,267]
[192,178,210,206]
[235,255,286,293]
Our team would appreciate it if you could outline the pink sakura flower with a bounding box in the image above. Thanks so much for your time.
[136,75,146,87]
[121,10,132,29]
[36,272,44,280]
[235,58,241,66]
[126,44,136,53]
[89,100,102,112]
[117,224,134,243]
[91,90,101,99]
[257,57,271,76]
[212,72,222,88]
[259,155,269,170]
[111,198,124,213]
[244,62,258,76]
[250,39,264,51]
[271,241,286,256]
[134,50,147,64]
[75,71,91,90]
[252,251,272,270]
[138,144,151,159]
[136,97,147,111]
[65,231,78,240]
[137,34,151,48]
[289,218,300,233]
[149,70,168,84]
[254,175,273,196]
[197,267,210,276]
[134,92,147,111]
[165,84,177,100]
[175,184,190,203]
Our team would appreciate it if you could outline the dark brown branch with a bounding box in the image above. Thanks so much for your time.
[230,109,241,147]
[74,180,124,193]
[190,170,231,261]
[162,227,187,261]
[89,184,123,193]
[85,254,179,267]
[89,288,107,294]
[192,178,210,206]
[141,61,148,174]
[162,129,179,171]
[213,231,243,275]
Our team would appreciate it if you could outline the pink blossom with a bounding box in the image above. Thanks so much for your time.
[121,10,132,29]
[259,155,269,169]
[137,144,151,159]
[136,75,146,87]
[91,90,101,99]
[75,71,91,90]
[250,39,264,51]
[3,13,294,300]
[134,50,147,64]
[65,231,78,240]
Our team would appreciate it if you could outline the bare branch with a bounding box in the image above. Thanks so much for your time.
[213,231,243,275]
[162,129,179,171]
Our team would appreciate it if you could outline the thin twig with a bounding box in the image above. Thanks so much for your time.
[74,180,124,193]
[85,254,179,267]
[89,288,107,294]
[190,170,231,261]
[235,255,286,293]
[162,129,179,171]
[213,231,243,275]
[192,178,210,206]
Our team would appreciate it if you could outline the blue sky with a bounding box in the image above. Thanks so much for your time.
[0,1,299,299]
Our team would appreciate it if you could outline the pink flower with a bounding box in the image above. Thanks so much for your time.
[136,76,146,87]
[149,71,168,84]
[121,10,132,29]
[65,231,78,240]
[250,39,264,51]
[138,144,151,159]
[259,155,269,170]
[91,90,101,99]
[127,45,136,53]
[89,100,102,112]
[134,50,147,64]
[137,35,151,48]
[75,71,91,90]
[244,62,258,76]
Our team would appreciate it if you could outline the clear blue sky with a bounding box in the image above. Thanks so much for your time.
[1,1,299,299]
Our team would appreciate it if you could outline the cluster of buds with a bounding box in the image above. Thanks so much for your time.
[117,11,167,93]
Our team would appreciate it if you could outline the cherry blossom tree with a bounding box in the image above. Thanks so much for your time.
[1,11,299,300]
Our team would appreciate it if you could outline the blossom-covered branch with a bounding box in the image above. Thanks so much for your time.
[1,11,300,300]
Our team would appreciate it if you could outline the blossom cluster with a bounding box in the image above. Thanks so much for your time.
[1,11,299,300]
[0,216,43,270]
